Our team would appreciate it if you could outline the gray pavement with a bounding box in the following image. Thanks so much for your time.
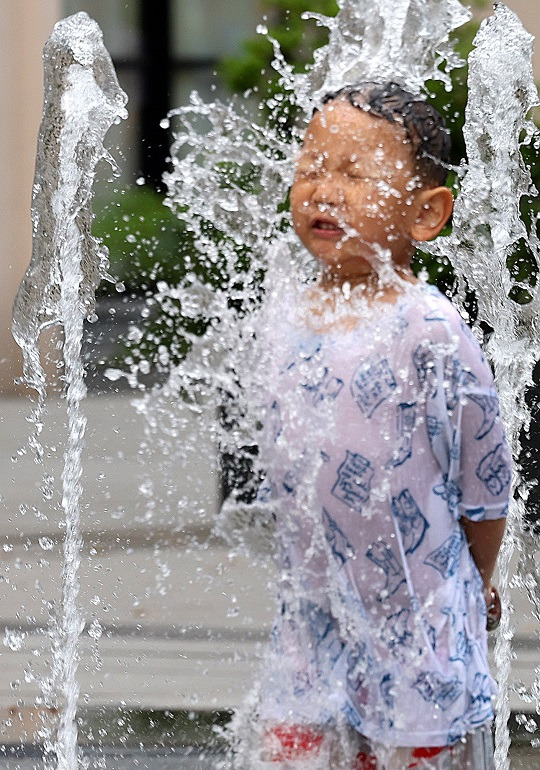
[0,392,539,761]
[0,746,538,769]
[0,750,225,770]
[0,393,272,730]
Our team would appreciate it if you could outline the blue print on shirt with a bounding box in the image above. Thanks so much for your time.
[283,337,322,372]
[395,315,409,335]
[446,674,492,742]
[293,670,310,696]
[463,506,486,522]
[444,356,464,411]
[467,392,499,440]
[424,531,463,579]
[449,427,460,462]
[425,624,437,651]
[282,469,299,496]
[414,345,476,410]
[448,717,467,744]
[413,671,464,711]
[427,415,442,441]
[332,451,373,513]
[469,673,493,725]
[341,700,364,731]
[350,355,397,417]
[256,478,277,504]
[380,673,395,709]
[391,489,429,554]
[304,601,344,668]
[381,609,413,660]
[476,443,511,496]
[323,508,355,566]
[269,400,282,442]
[446,359,478,412]
[389,402,417,467]
[450,630,473,665]
[441,578,469,629]
[302,366,344,406]
[433,475,463,518]
[366,541,406,599]
[413,343,436,396]
[346,642,369,692]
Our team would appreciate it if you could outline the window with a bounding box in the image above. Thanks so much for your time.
[63,0,261,189]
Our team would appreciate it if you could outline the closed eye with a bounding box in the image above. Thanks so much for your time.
[296,167,322,180]
[346,172,376,182]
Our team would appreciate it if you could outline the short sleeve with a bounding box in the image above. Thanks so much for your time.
[445,321,511,522]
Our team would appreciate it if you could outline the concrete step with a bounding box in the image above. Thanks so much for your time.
[0,538,537,714]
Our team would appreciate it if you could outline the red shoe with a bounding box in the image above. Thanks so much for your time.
[408,745,448,768]
[264,724,325,762]
[353,751,377,770]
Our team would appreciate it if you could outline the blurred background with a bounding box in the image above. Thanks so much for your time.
[0,0,540,393]
[1,0,540,392]
[0,0,539,758]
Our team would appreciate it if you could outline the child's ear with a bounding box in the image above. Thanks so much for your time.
[410,186,454,242]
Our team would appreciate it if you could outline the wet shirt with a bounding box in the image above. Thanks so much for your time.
[257,282,510,747]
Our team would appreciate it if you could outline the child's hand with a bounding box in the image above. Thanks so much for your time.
[485,585,502,632]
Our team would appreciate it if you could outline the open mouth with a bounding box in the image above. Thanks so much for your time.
[311,218,346,238]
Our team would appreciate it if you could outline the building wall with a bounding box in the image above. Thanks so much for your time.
[0,2,63,394]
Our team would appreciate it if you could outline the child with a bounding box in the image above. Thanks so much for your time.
[231,82,509,770]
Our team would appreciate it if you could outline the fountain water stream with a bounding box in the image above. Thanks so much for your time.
[11,12,127,769]
[427,7,540,767]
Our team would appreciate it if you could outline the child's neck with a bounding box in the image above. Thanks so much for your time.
[317,264,418,299]
[302,266,419,334]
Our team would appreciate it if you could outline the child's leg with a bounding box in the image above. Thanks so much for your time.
[368,724,494,770]
[258,732,454,770]
[256,724,494,770]
[452,725,494,770]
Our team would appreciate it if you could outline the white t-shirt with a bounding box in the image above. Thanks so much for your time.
[256,281,510,747]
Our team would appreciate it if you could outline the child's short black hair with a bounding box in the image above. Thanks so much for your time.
[320,81,451,187]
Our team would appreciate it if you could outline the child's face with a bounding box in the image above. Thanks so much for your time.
[290,99,423,281]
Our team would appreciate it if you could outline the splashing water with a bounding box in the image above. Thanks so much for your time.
[268,0,471,113]
[11,12,127,769]
[427,6,540,767]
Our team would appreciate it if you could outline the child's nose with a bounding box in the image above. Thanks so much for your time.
[312,174,344,206]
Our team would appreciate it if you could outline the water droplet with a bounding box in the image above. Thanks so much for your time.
[40,474,54,500]
[88,619,103,640]
[4,629,26,651]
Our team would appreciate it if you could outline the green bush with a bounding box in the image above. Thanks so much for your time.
[93,186,190,297]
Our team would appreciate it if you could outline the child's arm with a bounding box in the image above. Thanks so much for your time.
[459,516,506,591]
[435,314,511,596]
